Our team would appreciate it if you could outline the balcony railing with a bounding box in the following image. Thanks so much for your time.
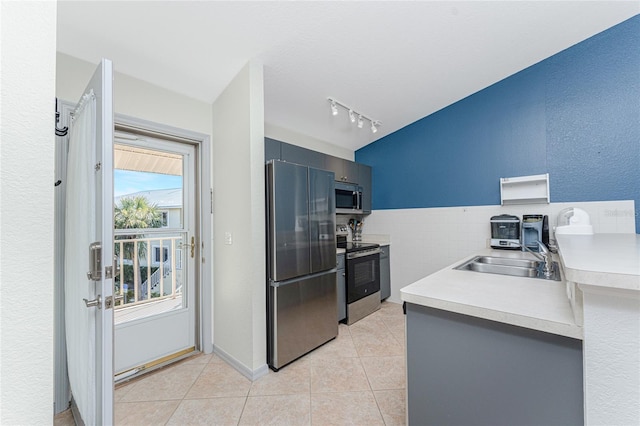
[114,233,183,309]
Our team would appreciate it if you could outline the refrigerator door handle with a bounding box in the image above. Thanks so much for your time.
[270,268,338,288]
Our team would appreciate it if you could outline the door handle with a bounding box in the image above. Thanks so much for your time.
[179,236,195,258]
[113,254,121,277]
[83,295,102,309]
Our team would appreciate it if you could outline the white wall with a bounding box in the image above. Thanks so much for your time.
[363,200,636,303]
[56,53,212,136]
[0,1,57,423]
[212,61,267,376]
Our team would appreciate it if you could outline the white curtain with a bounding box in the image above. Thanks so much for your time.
[64,90,97,425]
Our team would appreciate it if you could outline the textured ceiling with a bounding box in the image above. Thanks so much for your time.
[57,1,639,151]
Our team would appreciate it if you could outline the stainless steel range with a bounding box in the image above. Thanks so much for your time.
[337,226,381,325]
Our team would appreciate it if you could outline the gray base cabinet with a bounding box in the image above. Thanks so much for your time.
[380,246,390,300]
[406,303,583,426]
[337,253,346,322]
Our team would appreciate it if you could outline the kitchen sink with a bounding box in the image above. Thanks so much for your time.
[454,256,561,281]
[474,256,540,269]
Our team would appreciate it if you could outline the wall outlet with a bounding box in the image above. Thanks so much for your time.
[224,232,232,245]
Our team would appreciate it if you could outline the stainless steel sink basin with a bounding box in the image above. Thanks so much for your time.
[474,256,540,269]
[454,256,561,281]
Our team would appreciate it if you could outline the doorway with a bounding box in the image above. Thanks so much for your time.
[53,107,213,414]
[112,130,198,377]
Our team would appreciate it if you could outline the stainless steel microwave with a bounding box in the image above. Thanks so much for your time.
[335,182,363,214]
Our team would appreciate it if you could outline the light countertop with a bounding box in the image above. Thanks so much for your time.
[400,248,582,339]
[337,248,346,255]
[556,233,640,291]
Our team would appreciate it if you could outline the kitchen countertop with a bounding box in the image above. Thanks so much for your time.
[400,248,582,339]
[337,248,346,255]
[556,233,640,291]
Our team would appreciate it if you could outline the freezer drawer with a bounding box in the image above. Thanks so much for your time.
[268,270,338,370]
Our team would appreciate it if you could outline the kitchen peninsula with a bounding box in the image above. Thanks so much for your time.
[401,233,640,425]
[401,248,583,425]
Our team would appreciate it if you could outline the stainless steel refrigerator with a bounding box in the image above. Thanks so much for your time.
[266,160,337,370]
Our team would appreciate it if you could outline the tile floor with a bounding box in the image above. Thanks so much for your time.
[55,301,406,426]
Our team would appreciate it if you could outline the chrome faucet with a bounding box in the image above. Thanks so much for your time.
[534,241,554,278]
[508,241,554,277]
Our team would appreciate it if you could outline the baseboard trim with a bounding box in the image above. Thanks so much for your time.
[212,345,269,381]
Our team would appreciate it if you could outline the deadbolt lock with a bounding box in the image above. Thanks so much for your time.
[87,242,102,281]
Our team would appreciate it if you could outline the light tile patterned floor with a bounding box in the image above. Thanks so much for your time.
[54,300,406,426]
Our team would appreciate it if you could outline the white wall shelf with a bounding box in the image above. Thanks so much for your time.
[500,173,550,205]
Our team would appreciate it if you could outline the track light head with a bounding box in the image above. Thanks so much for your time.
[330,100,338,116]
[327,97,380,134]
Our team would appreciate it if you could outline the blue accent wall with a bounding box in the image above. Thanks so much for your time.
[356,15,640,232]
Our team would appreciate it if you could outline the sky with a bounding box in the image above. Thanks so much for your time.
[114,170,182,197]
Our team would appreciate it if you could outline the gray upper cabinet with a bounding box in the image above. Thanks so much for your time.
[265,138,281,163]
[266,139,373,214]
[327,157,359,183]
[342,160,359,184]
[324,156,344,181]
[281,142,326,170]
[358,163,372,214]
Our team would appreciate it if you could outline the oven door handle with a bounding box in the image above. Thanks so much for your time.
[346,248,381,260]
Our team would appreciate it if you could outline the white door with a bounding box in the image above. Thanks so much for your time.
[64,59,114,425]
[112,134,197,376]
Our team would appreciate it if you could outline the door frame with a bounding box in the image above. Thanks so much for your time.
[115,113,213,356]
[54,107,212,413]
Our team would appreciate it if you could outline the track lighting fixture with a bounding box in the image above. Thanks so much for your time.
[327,97,381,134]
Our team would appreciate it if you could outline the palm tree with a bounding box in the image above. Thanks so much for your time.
[114,195,163,259]
[115,195,163,230]
[114,195,163,302]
